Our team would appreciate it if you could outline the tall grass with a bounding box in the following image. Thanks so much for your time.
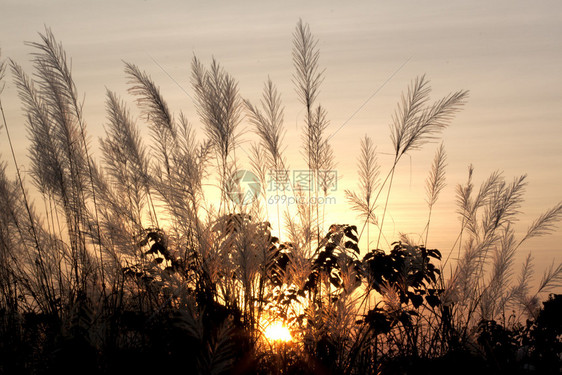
[0,25,561,374]
[345,135,380,250]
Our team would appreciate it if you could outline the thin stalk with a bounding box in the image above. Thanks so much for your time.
[358,161,396,244]
[376,164,396,250]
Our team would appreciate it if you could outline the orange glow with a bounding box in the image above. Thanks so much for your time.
[263,321,292,342]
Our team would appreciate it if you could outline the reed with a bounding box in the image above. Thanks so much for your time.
[0,23,560,375]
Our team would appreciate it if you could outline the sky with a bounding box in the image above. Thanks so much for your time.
[1,1,561,285]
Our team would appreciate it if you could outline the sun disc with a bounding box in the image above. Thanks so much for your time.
[264,321,292,342]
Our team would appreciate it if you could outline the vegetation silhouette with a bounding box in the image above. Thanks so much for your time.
[0,21,561,374]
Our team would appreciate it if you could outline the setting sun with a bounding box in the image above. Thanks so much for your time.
[263,321,292,343]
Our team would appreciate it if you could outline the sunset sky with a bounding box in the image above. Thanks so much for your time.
[1,1,561,279]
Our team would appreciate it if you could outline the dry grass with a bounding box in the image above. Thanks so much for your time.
[0,24,560,375]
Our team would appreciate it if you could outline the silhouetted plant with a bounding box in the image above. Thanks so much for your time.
[1,22,561,375]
